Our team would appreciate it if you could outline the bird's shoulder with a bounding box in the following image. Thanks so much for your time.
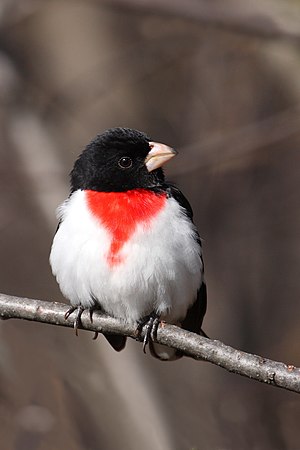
[163,183,194,222]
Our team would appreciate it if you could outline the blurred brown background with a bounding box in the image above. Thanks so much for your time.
[0,1,300,449]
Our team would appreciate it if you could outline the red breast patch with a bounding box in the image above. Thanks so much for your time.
[86,189,167,266]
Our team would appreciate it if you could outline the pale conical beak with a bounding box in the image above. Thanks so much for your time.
[145,141,177,172]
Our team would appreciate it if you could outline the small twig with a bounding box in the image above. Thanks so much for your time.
[0,293,299,394]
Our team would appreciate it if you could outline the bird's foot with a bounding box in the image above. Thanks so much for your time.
[65,305,85,336]
[136,312,160,354]
[88,306,100,339]
[65,305,98,338]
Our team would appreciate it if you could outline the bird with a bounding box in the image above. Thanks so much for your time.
[50,127,207,360]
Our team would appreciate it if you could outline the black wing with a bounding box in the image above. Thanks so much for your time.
[181,282,207,337]
[166,183,194,221]
[166,183,208,337]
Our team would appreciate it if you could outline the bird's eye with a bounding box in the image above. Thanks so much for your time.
[118,156,132,169]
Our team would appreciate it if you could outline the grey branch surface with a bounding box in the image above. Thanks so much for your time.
[0,293,299,394]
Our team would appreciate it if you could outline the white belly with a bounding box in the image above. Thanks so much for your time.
[50,190,203,324]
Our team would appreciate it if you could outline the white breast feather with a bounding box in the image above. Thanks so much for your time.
[50,190,203,324]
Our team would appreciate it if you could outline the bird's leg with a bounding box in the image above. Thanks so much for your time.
[64,305,85,336]
[89,305,104,340]
[64,306,77,320]
[74,305,85,336]
[136,312,160,354]
[90,309,99,340]
[65,302,103,339]
[151,316,160,342]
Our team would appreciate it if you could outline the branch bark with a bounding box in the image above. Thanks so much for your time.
[0,293,299,394]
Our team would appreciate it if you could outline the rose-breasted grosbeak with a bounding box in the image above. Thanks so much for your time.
[50,127,207,360]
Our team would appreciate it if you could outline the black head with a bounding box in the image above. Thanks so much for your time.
[70,127,176,193]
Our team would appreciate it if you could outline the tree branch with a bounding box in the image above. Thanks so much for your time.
[0,293,299,394]
[103,0,300,44]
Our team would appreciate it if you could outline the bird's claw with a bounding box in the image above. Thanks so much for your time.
[64,305,88,336]
[64,306,77,320]
[136,313,160,354]
[89,306,101,340]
